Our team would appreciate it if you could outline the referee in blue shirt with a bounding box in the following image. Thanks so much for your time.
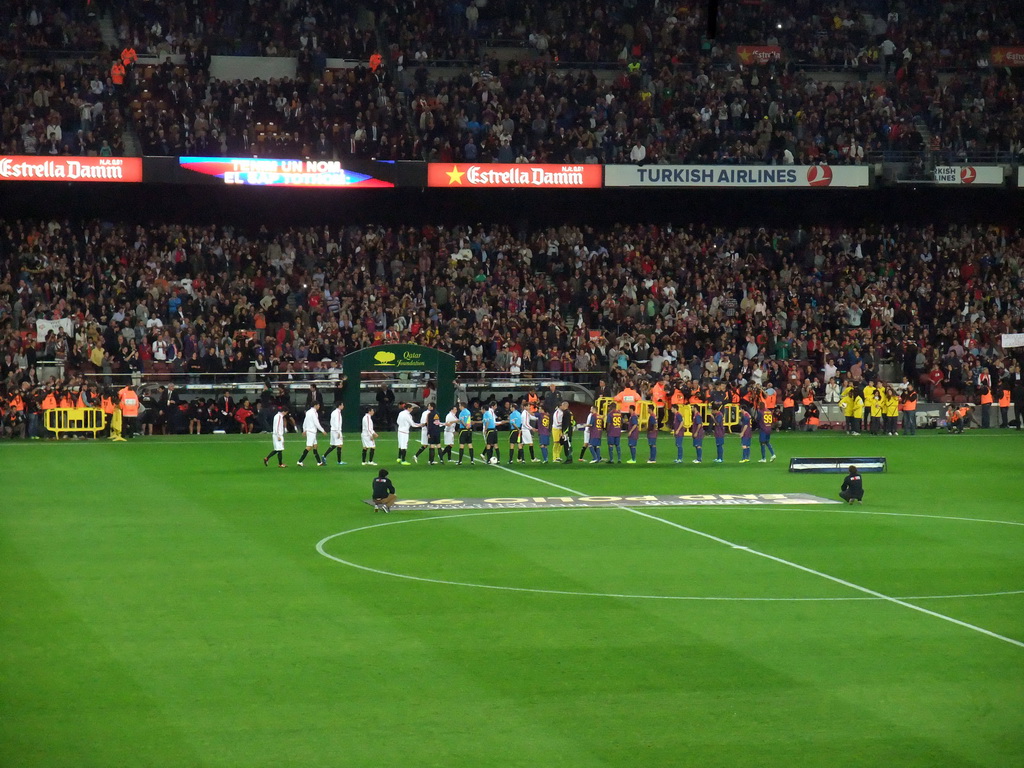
[482,404,506,464]
[507,404,524,464]
[457,402,474,466]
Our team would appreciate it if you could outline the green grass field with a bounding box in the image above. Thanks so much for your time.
[2,429,1023,768]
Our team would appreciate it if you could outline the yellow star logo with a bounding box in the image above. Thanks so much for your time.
[991,49,1005,66]
[446,165,465,185]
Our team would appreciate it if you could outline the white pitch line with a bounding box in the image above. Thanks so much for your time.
[836,509,1024,527]
[487,462,1024,649]
[317,510,1024,602]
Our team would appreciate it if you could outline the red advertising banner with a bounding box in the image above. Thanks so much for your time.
[427,163,602,189]
[736,45,783,66]
[0,156,142,182]
[991,47,1024,67]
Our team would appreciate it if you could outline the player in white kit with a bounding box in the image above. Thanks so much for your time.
[263,405,288,467]
[519,399,540,462]
[322,402,347,465]
[442,406,459,463]
[361,407,378,465]
[396,402,417,465]
[297,403,326,466]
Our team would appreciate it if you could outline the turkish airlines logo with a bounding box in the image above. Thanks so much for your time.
[960,166,976,184]
[806,165,833,187]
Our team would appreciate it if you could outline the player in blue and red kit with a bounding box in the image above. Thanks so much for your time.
[739,408,753,462]
[672,404,685,463]
[538,410,552,462]
[647,411,659,463]
[626,406,640,463]
[757,408,777,463]
[691,409,705,463]
[713,407,726,462]
[606,409,624,463]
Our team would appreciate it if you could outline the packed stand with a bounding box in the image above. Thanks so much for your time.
[380,0,1023,70]
[3,218,1024,436]
[0,0,103,56]
[409,61,930,165]
[107,0,378,59]
[0,60,127,156]
[132,59,413,159]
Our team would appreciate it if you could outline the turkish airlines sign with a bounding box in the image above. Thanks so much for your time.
[428,163,602,188]
[0,156,142,182]
[604,164,870,188]
[932,165,1003,185]
[991,47,1024,67]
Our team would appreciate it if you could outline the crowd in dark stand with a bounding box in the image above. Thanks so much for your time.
[1,0,1022,162]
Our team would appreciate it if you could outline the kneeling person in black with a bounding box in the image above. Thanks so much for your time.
[372,469,397,513]
[839,465,864,504]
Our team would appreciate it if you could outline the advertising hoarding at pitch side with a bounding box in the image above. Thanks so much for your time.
[427,163,602,188]
[932,166,1003,185]
[604,164,870,188]
[990,47,1024,67]
[0,156,143,182]
[178,157,395,187]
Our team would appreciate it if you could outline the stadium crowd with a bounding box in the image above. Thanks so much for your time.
[1,0,1022,161]
[2,217,1024,436]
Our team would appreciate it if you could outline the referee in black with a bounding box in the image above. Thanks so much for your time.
[839,466,864,504]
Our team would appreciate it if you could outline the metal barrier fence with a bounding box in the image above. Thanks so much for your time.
[44,407,106,438]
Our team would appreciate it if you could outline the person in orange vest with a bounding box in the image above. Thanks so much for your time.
[110,60,126,87]
[977,375,993,428]
[801,400,821,431]
[762,385,778,411]
[996,381,1011,429]
[6,391,26,438]
[119,384,140,438]
[781,390,796,431]
[900,385,918,435]
[40,389,58,439]
[101,390,116,437]
[76,385,95,409]
[946,404,972,434]
[120,46,138,67]
[651,378,668,426]
[58,390,74,409]
[614,386,641,408]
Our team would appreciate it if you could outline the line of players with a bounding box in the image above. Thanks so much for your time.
[389,398,777,467]
[262,397,779,468]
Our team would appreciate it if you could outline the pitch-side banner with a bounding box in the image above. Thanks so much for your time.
[428,163,602,188]
[736,45,783,65]
[932,165,1003,185]
[366,493,839,511]
[179,157,395,187]
[604,164,870,188]
[991,47,1024,67]
[0,156,142,182]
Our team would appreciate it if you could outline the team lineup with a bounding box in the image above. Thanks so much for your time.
[262,397,779,469]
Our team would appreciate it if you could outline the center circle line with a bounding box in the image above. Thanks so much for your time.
[315,507,1024,602]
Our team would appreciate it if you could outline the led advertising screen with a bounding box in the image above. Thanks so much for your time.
[178,157,395,187]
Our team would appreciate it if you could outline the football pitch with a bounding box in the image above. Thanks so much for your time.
[2,430,1022,768]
